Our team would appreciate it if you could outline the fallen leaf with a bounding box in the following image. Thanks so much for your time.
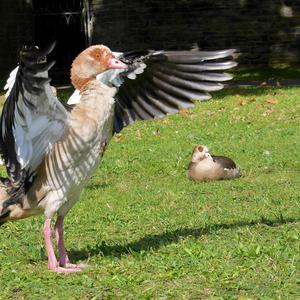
[153,129,161,136]
[135,129,142,140]
[92,179,106,186]
[266,99,278,105]
[114,133,124,143]
[248,96,257,102]
[237,99,248,106]
[206,111,216,116]
[273,90,283,96]
[179,108,192,116]
[262,109,274,116]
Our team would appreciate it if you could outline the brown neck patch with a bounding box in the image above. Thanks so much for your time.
[70,74,91,91]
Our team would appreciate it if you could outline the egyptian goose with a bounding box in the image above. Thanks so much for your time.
[188,145,241,181]
[0,43,236,273]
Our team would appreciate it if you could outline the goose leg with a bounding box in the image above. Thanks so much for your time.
[43,218,80,273]
[54,215,87,270]
[54,215,71,267]
[43,218,58,270]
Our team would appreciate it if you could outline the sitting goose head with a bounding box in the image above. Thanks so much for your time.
[190,144,211,163]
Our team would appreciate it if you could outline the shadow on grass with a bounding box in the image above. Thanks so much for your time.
[69,215,299,261]
[85,181,110,190]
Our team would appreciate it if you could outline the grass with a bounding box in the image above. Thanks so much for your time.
[0,80,299,299]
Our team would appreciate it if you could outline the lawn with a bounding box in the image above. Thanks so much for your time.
[0,79,299,299]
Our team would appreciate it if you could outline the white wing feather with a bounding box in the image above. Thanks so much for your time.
[4,66,19,99]
[1,69,68,177]
[17,81,67,173]
[67,89,81,105]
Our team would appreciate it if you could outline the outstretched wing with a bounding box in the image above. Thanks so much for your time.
[113,49,237,132]
[0,43,68,185]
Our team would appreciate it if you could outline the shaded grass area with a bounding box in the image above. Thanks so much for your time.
[0,82,299,299]
[233,66,300,82]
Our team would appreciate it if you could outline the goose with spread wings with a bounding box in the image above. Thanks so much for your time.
[0,43,237,272]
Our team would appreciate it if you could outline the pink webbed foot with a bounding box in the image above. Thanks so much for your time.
[64,262,88,269]
[44,217,87,274]
[48,259,87,273]
[57,260,88,272]
[50,265,82,273]
[54,216,88,272]
[50,261,88,273]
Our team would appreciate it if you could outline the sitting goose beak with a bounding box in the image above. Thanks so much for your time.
[188,145,241,181]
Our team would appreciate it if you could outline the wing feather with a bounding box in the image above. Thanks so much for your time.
[66,47,237,133]
[111,49,237,132]
[0,42,68,185]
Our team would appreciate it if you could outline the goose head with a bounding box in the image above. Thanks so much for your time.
[191,144,211,163]
[71,45,127,90]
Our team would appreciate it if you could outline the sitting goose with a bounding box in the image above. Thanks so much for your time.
[188,145,241,181]
[0,43,236,273]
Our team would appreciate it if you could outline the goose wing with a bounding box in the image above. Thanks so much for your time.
[112,49,237,132]
[0,43,68,185]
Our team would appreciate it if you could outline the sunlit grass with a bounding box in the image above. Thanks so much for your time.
[0,80,299,299]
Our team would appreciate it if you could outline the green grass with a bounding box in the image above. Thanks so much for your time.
[0,84,300,299]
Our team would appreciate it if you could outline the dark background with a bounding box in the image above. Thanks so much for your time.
[1,0,300,83]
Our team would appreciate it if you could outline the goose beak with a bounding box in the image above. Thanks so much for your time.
[108,57,127,69]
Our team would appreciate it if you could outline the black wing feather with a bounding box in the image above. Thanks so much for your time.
[113,49,237,133]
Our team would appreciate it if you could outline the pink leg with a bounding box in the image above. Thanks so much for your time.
[43,218,81,273]
[43,218,59,270]
[54,216,71,267]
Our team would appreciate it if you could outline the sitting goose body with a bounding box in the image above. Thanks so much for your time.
[188,145,241,181]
